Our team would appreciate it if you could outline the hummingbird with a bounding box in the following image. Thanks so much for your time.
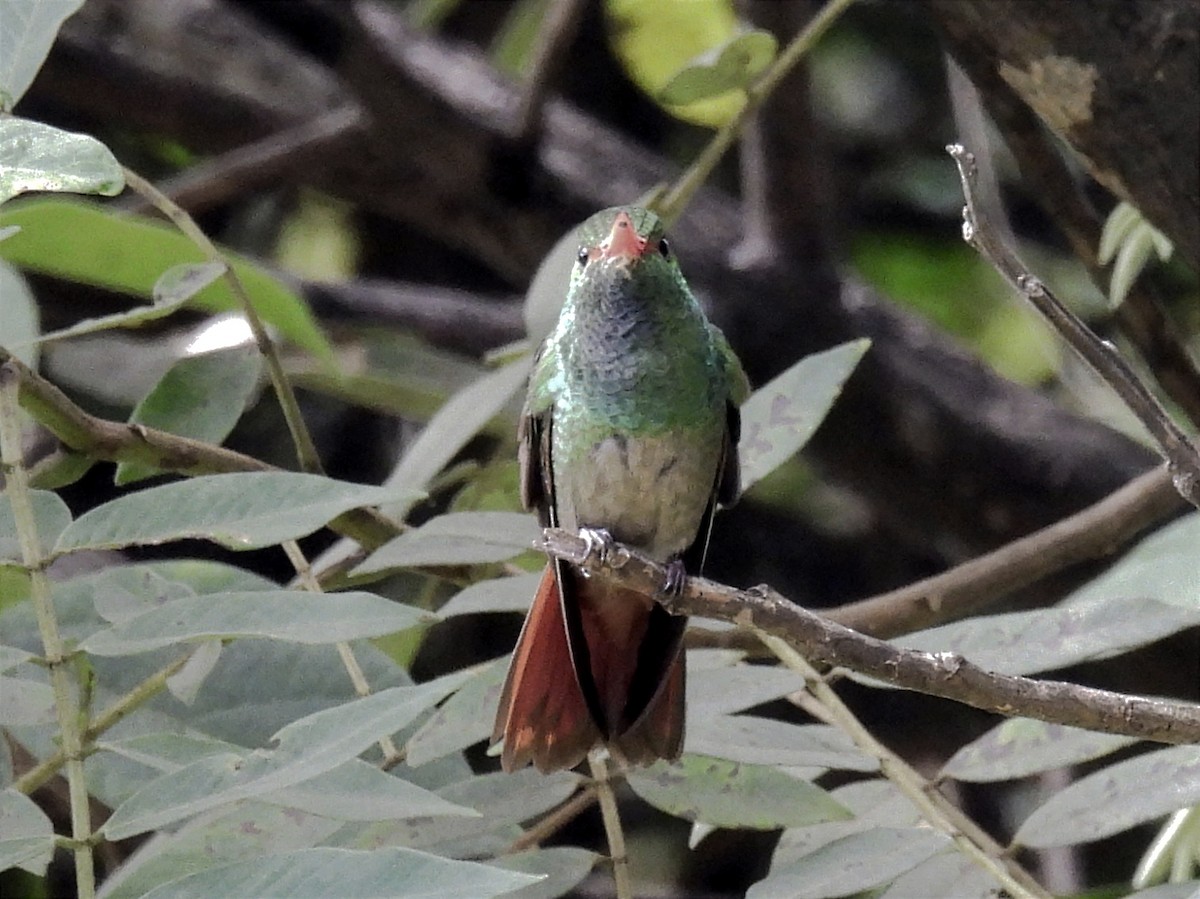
[493,206,749,773]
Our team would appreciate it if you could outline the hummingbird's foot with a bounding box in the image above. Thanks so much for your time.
[659,558,688,597]
[578,527,616,565]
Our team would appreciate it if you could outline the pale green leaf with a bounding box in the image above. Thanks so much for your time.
[0,0,83,109]
[0,488,70,560]
[116,343,261,485]
[740,339,871,492]
[165,639,223,705]
[687,716,878,771]
[438,573,543,617]
[82,590,430,655]
[153,261,228,303]
[626,755,850,829]
[0,788,54,875]
[383,359,529,510]
[137,847,538,899]
[1067,512,1200,610]
[750,828,950,899]
[405,659,506,766]
[0,117,122,204]
[0,644,34,672]
[489,847,599,899]
[0,258,38,366]
[659,30,778,104]
[55,472,403,552]
[356,512,540,574]
[523,224,580,342]
[0,198,333,360]
[103,676,466,840]
[941,718,1138,783]
[95,803,344,899]
[265,761,476,823]
[1098,201,1141,265]
[1015,745,1200,848]
[687,664,807,716]
[899,592,1200,676]
[878,850,1002,899]
[31,294,192,344]
[0,675,54,725]
[1110,224,1157,308]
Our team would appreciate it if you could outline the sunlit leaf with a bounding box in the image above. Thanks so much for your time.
[56,472,404,552]
[137,847,539,899]
[0,259,38,366]
[740,339,870,492]
[1015,745,1200,848]
[0,198,333,360]
[0,117,123,205]
[0,0,83,109]
[659,30,777,105]
[1067,513,1200,610]
[115,344,263,484]
[627,755,850,829]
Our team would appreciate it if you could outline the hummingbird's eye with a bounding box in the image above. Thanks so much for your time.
[576,247,589,266]
[658,239,672,259]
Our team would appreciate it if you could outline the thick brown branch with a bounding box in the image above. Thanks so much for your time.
[537,528,1200,745]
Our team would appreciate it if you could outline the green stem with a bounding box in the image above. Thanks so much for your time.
[120,166,326,475]
[0,367,95,898]
[588,752,632,899]
[760,632,1050,899]
[655,0,858,225]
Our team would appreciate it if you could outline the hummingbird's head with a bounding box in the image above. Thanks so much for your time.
[572,206,676,287]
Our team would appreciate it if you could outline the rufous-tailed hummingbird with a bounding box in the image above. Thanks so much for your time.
[493,206,749,773]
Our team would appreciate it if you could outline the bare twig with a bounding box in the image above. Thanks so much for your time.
[588,752,632,899]
[538,528,1200,744]
[506,786,600,854]
[947,144,1200,509]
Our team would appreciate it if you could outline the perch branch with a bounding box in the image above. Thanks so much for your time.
[947,144,1200,509]
[537,528,1200,745]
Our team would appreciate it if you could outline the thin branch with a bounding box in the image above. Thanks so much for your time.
[764,635,1049,899]
[538,528,1200,745]
[588,752,632,899]
[509,0,587,145]
[826,462,1185,638]
[120,167,327,476]
[0,370,95,897]
[947,144,1200,509]
[506,786,600,854]
[0,349,401,550]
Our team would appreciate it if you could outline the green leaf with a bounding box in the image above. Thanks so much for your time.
[0,0,84,109]
[686,717,878,771]
[898,591,1200,676]
[1014,745,1200,848]
[0,644,34,672]
[137,847,539,899]
[1067,512,1200,610]
[32,294,193,344]
[81,590,431,655]
[0,788,54,875]
[0,198,333,361]
[750,828,950,899]
[940,718,1138,783]
[0,259,38,366]
[877,851,1003,899]
[659,30,778,105]
[94,802,345,899]
[0,116,123,205]
[1110,224,1158,308]
[0,488,71,560]
[1098,201,1141,265]
[740,339,870,492]
[382,360,529,511]
[103,676,467,840]
[356,512,541,574]
[115,343,263,484]
[0,675,54,725]
[405,659,506,766]
[687,664,808,716]
[438,573,543,617]
[165,639,222,704]
[489,847,599,899]
[55,472,405,552]
[626,755,851,829]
